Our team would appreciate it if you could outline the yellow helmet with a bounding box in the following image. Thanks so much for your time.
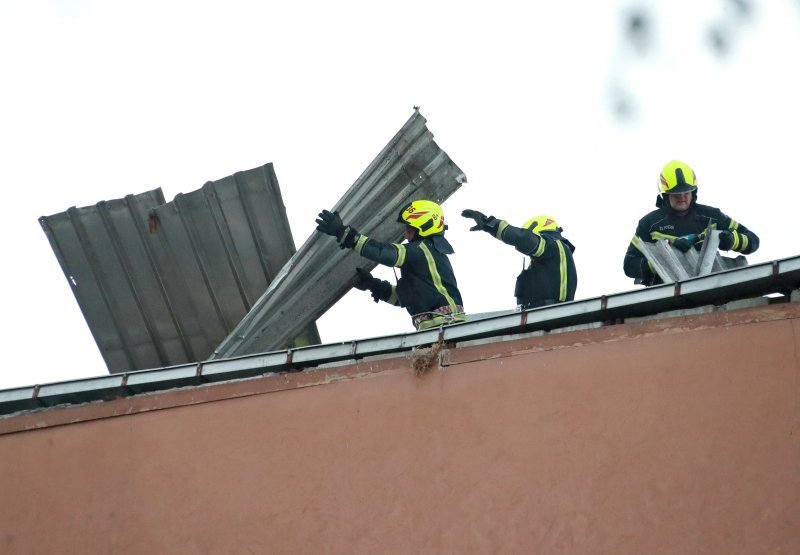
[398,200,445,237]
[659,160,697,195]
[522,215,559,233]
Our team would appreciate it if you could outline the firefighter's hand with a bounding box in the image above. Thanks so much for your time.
[671,235,694,253]
[354,268,382,303]
[718,230,735,251]
[354,268,375,291]
[315,209,345,239]
[461,209,488,231]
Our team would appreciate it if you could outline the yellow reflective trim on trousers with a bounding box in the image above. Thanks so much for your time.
[651,231,677,241]
[393,244,406,267]
[532,233,546,258]
[496,220,508,239]
[419,242,458,312]
[354,234,369,255]
[418,314,467,330]
[418,317,447,330]
[557,240,568,302]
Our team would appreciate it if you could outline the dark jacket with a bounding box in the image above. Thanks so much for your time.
[624,199,759,286]
[492,221,578,309]
[351,232,464,320]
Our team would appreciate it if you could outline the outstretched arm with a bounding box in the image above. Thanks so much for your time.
[461,209,542,255]
[316,209,407,268]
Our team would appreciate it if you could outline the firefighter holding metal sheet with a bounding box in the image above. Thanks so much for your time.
[315,200,466,330]
[623,160,760,286]
[461,210,577,310]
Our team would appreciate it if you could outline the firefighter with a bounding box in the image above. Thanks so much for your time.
[461,210,577,310]
[623,160,760,286]
[315,200,466,330]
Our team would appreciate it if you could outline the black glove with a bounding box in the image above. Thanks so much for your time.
[461,209,489,231]
[354,268,376,290]
[354,268,384,303]
[671,235,695,253]
[316,209,359,249]
[718,230,735,251]
[462,209,501,235]
[315,209,345,239]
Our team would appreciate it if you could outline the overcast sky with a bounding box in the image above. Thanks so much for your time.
[1,0,799,389]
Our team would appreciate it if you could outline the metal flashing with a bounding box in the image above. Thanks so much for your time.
[0,387,42,415]
[125,363,201,393]
[3,256,799,417]
[352,334,417,355]
[36,375,124,408]
[200,353,287,381]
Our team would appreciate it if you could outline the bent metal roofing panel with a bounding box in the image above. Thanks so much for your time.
[212,109,468,359]
[40,163,319,374]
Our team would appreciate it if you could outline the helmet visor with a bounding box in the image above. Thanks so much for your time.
[397,202,413,223]
[663,182,697,194]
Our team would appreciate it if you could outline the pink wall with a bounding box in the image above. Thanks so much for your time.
[2,303,799,554]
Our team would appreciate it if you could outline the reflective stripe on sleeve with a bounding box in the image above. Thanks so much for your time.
[651,231,677,241]
[354,234,369,255]
[393,244,406,267]
[731,230,741,251]
[496,221,509,239]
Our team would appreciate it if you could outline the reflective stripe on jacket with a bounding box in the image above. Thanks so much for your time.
[352,233,464,321]
[494,222,578,309]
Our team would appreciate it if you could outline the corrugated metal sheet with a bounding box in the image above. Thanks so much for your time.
[636,230,748,284]
[40,164,319,374]
[212,109,468,359]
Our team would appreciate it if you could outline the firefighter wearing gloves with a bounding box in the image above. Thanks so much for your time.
[623,160,760,286]
[315,200,466,330]
[461,210,577,310]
